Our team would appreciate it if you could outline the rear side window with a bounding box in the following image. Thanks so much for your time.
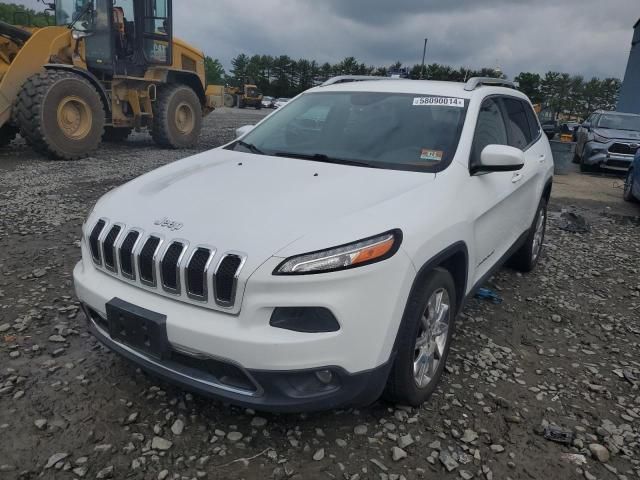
[524,103,541,141]
[502,98,534,150]
[471,98,508,167]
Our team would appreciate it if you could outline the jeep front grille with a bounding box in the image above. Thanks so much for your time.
[86,219,246,310]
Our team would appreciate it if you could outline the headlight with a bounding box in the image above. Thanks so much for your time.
[274,230,402,275]
[592,132,609,143]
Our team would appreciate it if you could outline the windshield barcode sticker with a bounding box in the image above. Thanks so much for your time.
[413,97,465,108]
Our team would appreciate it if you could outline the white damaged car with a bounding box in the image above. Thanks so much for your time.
[74,77,554,411]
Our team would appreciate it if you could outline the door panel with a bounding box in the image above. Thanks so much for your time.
[502,97,543,234]
[468,97,522,283]
[85,0,114,72]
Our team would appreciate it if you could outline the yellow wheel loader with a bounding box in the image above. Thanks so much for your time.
[0,0,217,160]
[223,84,263,109]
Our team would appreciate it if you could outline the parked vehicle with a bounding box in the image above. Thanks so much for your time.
[261,96,275,109]
[560,122,581,142]
[274,98,291,109]
[624,150,640,202]
[541,119,559,140]
[574,111,640,172]
[74,77,553,412]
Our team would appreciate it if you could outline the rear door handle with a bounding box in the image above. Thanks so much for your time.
[512,173,524,183]
[539,154,546,164]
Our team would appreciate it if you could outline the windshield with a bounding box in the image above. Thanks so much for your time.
[230,91,468,171]
[596,114,640,132]
[56,0,93,29]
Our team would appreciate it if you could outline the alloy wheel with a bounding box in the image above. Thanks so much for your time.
[413,288,450,388]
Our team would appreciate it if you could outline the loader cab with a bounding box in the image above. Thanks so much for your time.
[56,0,173,76]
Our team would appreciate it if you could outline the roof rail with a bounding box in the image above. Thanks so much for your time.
[464,77,516,91]
[320,75,403,87]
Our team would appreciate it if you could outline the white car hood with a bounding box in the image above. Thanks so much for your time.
[89,148,433,272]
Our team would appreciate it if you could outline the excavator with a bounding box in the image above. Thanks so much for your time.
[0,0,218,160]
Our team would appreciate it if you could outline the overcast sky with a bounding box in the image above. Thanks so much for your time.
[13,0,639,79]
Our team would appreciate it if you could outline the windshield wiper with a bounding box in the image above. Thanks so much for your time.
[236,140,264,155]
[274,152,378,168]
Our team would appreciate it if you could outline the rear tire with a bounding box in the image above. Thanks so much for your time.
[509,197,547,272]
[151,84,202,149]
[14,71,105,160]
[384,268,456,407]
[102,126,132,142]
[0,124,17,147]
[624,169,637,202]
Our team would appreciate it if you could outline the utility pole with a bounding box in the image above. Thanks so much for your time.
[420,38,428,80]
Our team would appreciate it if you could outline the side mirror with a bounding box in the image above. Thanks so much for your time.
[582,122,591,130]
[235,125,255,138]
[472,145,525,174]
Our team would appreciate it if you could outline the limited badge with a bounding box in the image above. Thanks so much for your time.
[420,149,443,162]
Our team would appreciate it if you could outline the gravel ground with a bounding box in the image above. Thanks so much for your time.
[1,108,640,480]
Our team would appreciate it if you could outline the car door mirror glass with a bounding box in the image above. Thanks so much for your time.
[473,144,525,174]
[235,125,255,138]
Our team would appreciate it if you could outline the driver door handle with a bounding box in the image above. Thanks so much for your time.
[512,173,524,183]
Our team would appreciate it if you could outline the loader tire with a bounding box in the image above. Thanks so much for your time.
[15,71,105,160]
[223,93,236,108]
[151,84,202,149]
[0,124,17,147]
[102,126,132,142]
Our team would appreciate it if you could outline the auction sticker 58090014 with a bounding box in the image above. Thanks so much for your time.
[413,97,465,108]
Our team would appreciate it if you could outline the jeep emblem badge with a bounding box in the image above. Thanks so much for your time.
[154,217,184,231]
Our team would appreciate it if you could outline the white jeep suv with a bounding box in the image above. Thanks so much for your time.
[74,77,553,411]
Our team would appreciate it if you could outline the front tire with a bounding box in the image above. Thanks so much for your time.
[385,268,456,406]
[509,197,547,272]
[624,169,637,202]
[151,85,202,149]
[15,71,105,160]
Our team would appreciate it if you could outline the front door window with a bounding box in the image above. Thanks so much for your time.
[143,0,172,65]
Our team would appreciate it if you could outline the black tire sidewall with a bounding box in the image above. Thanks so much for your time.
[41,76,104,158]
[387,268,457,406]
[163,87,202,148]
[624,169,635,202]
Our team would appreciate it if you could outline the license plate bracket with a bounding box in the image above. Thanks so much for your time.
[106,298,168,360]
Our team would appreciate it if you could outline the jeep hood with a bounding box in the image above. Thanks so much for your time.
[89,149,433,273]
[593,128,640,141]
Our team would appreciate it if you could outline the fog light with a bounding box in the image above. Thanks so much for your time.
[315,369,333,384]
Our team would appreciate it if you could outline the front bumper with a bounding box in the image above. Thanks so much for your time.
[583,141,636,170]
[84,304,391,412]
[74,245,415,411]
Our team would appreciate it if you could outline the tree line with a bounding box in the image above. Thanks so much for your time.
[0,3,52,27]
[0,2,620,121]
[210,53,621,120]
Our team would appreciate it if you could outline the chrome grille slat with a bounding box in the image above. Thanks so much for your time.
[138,236,162,287]
[213,253,246,308]
[88,220,246,310]
[102,225,122,272]
[119,230,141,279]
[186,247,214,300]
[161,241,186,294]
[89,219,106,265]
